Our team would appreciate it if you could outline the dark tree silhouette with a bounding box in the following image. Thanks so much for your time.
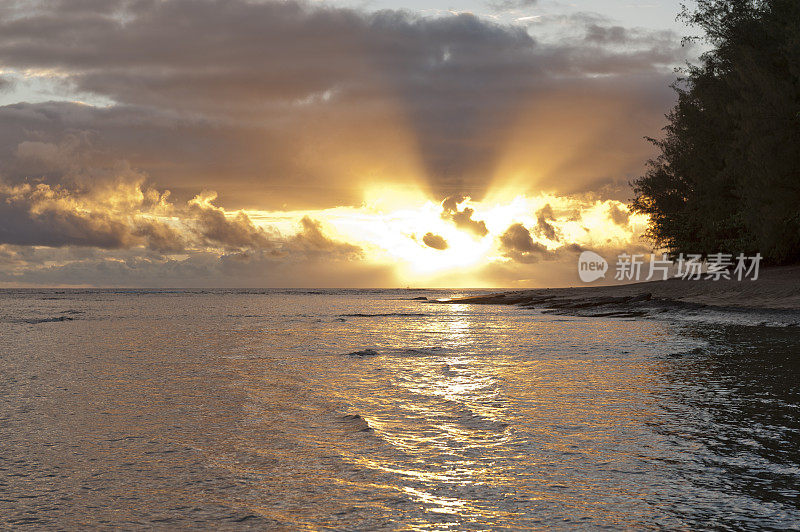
[631,0,800,264]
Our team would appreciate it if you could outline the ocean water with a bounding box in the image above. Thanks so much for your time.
[1,289,799,530]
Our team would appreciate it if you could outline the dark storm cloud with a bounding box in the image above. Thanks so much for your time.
[422,232,448,250]
[0,0,690,208]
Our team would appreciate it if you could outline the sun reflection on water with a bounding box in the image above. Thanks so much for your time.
[189,291,800,530]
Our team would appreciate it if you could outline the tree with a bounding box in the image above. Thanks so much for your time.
[631,0,800,264]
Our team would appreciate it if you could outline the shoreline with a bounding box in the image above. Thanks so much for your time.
[437,265,800,323]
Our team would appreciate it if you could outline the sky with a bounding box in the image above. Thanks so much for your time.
[0,0,699,288]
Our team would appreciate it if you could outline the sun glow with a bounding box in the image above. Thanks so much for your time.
[241,185,648,286]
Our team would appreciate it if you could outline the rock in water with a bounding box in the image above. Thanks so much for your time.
[344,348,380,357]
[340,414,373,432]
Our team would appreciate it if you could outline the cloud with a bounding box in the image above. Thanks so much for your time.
[0,185,648,287]
[0,176,365,262]
[583,24,677,48]
[500,223,540,253]
[0,1,690,209]
[487,0,538,13]
[608,204,630,226]
[0,179,370,286]
[0,245,383,288]
[132,220,186,254]
[0,182,143,249]
[286,216,362,259]
[534,203,558,241]
[186,192,274,250]
[422,232,449,250]
[441,195,489,237]
[499,223,550,262]
[0,0,683,286]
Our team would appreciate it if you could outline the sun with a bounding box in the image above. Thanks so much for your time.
[242,184,646,286]
[326,189,495,274]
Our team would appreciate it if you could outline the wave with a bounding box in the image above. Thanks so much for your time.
[14,315,76,324]
[342,346,455,359]
[342,349,381,357]
[339,312,430,318]
[338,414,374,433]
[395,346,447,357]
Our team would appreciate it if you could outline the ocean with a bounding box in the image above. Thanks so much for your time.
[1,289,799,529]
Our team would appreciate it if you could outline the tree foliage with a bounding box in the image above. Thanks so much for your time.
[631,0,800,264]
